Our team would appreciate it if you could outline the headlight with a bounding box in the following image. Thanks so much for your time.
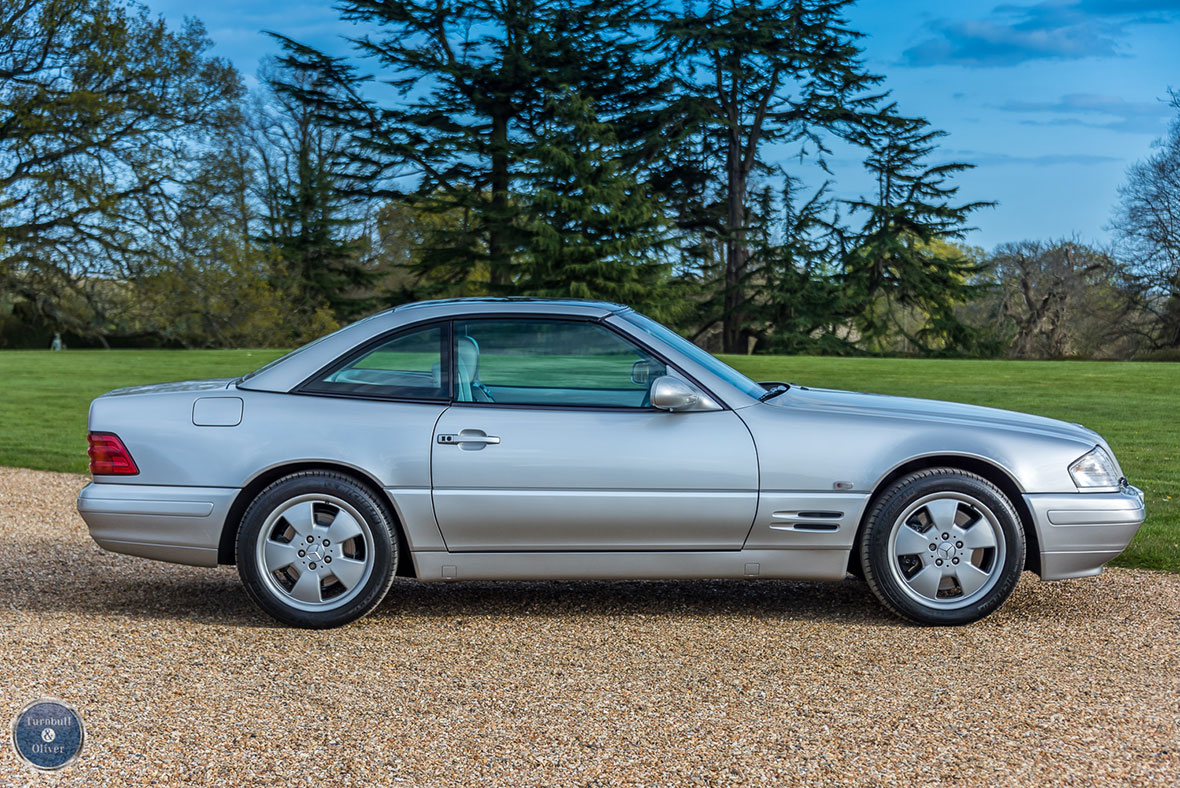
[1068,447,1120,489]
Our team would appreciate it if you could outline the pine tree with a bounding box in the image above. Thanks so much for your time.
[661,0,888,353]
[269,0,667,294]
[254,59,375,322]
[518,90,677,319]
[841,115,992,352]
[750,179,852,354]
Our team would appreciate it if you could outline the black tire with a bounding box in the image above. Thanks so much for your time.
[236,471,397,628]
[859,468,1025,625]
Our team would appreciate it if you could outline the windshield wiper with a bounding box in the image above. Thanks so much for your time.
[758,384,790,402]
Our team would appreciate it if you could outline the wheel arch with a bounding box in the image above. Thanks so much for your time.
[849,454,1041,576]
[218,460,416,578]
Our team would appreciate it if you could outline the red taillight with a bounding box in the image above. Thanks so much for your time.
[87,432,139,475]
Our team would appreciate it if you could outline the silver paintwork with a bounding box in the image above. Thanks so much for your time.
[76,298,1145,596]
[430,405,757,551]
[411,547,850,582]
[649,375,719,412]
[78,481,237,566]
[1024,484,1145,579]
[192,397,243,427]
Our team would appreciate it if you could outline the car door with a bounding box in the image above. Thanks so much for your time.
[430,317,759,551]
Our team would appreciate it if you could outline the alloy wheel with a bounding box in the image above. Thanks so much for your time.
[254,493,375,612]
[887,492,1007,609]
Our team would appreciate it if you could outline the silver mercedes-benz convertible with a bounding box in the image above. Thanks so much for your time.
[77,298,1145,628]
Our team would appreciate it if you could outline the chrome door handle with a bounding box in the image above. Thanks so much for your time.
[438,432,500,445]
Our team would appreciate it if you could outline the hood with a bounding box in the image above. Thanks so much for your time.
[101,379,235,398]
[768,385,1101,446]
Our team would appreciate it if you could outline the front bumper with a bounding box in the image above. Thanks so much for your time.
[77,482,238,567]
[1024,485,1145,580]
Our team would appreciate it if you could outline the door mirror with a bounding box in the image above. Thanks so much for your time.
[630,359,659,386]
[649,376,700,412]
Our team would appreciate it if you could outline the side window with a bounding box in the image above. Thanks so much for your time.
[453,319,666,408]
[302,324,448,399]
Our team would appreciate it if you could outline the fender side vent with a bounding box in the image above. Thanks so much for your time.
[791,522,840,532]
[768,510,845,532]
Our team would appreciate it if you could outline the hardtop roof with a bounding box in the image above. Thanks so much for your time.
[394,297,630,315]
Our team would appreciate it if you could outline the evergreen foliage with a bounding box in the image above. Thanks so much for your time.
[269,0,666,293]
[517,90,678,320]
[255,61,376,322]
[10,0,1170,361]
[840,114,993,352]
[660,0,889,352]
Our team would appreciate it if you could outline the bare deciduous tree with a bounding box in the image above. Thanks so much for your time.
[1112,90,1180,349]
[0,0,243,341]
[989,240,1130,359]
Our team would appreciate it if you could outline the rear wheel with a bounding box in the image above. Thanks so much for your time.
[859,468,1025,625]
[237,472,396,628]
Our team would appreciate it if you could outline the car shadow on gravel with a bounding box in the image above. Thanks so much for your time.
[370,577,899,625]
[11,540,896,627]
[8,541,266,627]
[9,540,1087,629]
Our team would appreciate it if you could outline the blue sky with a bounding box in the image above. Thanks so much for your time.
[151,0,1179,251]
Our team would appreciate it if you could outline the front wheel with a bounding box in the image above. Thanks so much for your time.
[237,472,397,628]
[859,469,1025,625]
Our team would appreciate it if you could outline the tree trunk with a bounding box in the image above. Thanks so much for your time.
[488,111,511,291]
[723,131,747,354]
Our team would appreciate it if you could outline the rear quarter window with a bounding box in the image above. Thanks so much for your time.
[301,324,449,400]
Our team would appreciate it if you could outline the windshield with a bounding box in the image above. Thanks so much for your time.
[620,311,767,400]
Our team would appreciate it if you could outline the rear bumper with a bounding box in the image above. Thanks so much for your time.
[77,482,238,567]
[1024,485,1145,580]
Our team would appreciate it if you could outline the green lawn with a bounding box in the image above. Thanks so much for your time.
[1,349,1175,571]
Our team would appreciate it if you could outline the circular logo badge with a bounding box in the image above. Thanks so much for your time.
[11,698,84,772]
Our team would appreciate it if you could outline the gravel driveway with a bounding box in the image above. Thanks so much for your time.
[1,467,1177,787]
